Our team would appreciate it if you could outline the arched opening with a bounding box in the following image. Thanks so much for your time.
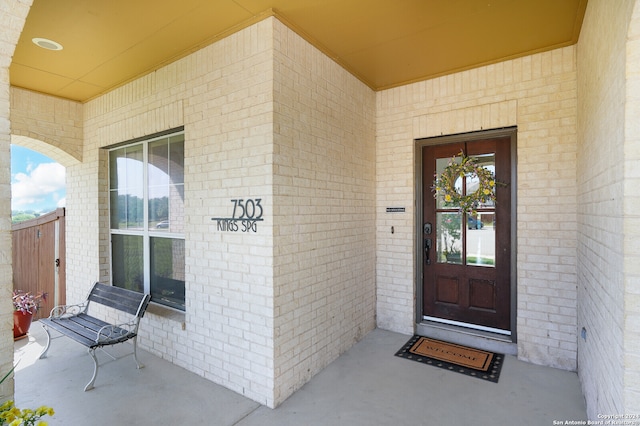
[9,135,72,334]
[11,144,66,221]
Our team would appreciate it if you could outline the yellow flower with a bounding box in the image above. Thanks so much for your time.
[35,406,55,417]
[489,180,495,187]
[444,194,452,202]
[483,189,491,195]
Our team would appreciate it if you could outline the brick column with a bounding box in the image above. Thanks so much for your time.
[0,0,33,401]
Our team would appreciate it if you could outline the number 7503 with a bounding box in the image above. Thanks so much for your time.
[231,199,263,220]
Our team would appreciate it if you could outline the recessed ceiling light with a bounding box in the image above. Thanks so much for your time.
[32,37,63,51]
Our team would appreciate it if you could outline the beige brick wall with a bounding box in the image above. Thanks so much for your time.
[577,0,639,417]
[271,20,377,405]
[66,16,377,407]
[10,87,83,165]
[376,46,579,370]
[0,0,32,402]
[73,18,277,406]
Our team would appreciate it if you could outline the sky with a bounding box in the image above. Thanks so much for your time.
[10,145,66,213]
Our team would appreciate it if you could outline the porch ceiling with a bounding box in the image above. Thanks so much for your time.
[10,0,587,102]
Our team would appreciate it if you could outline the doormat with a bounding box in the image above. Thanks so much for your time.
[394,335,504,383]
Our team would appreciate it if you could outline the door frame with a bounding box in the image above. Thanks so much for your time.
[414,127,518,348]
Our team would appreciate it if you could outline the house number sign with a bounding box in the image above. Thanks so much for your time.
[212,198,263,233]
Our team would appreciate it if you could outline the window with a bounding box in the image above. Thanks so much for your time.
[109,130,185,311]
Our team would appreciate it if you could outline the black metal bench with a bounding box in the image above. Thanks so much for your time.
[39,282,151,391]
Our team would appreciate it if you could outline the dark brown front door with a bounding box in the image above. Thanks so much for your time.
[422,137,511,332]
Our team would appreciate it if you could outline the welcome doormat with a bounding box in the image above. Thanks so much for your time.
[395,335,504,383]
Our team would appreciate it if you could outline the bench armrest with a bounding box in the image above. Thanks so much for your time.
[49,302,88,319]
[95,321,137,345]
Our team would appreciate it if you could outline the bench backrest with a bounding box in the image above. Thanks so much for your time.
[87,283,151,318]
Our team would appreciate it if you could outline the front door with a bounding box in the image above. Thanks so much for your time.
[422,136,512,333]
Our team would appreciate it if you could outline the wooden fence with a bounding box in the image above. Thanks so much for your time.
[12,208,66,319]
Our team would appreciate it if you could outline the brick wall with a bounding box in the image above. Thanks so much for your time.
[376,46,579,370]
[10,87,83,165]
[577,0,638,417]
[271,19,377,405]
[65,16,377,407]
[0,0,32,401]
[73,18,276,405]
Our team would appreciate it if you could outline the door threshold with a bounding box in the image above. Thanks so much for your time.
[417,320,517,356]
[423,316,511,336]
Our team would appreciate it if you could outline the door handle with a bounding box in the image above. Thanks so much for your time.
[424,238,432,265]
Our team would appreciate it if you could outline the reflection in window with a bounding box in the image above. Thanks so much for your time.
[150,237,185,311]
[437,212,462,264]
[466,154,495,209]
[111,234,144,293]
[110,145,144,230]
[148,137,184,233]
[466,212,495,267]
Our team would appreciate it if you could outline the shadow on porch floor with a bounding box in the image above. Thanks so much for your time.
[13,323,586,425]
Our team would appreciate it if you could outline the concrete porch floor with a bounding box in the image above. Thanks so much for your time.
[12,323,586,425]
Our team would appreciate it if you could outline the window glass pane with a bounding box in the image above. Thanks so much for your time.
[149,185,169,229]
[109,147,125,189]
[149,136,184,232]
[150,237,185,310]
[149,140,170,186]
[126,145,144,186]
[467,153,496,209]
[111,189,144,230]
[436,156,462,209]
[169,136,184,184]
[466,212,495,267]
[437,212,462,264]
[110,190,122,229]
[111,234,144,293]
[167,184,185,233]
[110,145,144,229]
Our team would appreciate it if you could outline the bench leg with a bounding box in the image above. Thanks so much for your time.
[84,348,99,392]
[39,323,52,359]
[133,337,144,369]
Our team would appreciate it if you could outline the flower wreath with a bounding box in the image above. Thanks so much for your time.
[432,152,497,214]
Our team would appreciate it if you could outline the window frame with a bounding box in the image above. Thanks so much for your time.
[108,129,185,312]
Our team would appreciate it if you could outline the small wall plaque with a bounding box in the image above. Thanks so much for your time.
[386,207,405,213]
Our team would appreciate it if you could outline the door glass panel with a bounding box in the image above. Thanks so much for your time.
[466,212,495,267]
[436,157,462,209]
[466,153,496,209]
[436,212,462,264]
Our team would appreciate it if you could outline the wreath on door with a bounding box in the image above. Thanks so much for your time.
[432,151,497,214]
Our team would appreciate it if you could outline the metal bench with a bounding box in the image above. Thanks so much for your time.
[39,282,151,391]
